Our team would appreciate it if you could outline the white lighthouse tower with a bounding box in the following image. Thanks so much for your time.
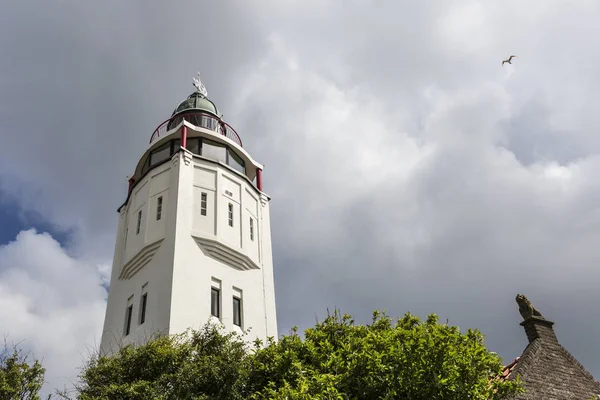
[100,75,278,354]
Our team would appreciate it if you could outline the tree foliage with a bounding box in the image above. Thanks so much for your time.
[68,310,522,400]
[0,341,46,400]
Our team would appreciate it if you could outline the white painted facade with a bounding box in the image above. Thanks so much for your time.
[100,115,278,355]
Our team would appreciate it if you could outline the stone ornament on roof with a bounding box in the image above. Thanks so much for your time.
[193,72,208,97]
[516,293,544,320]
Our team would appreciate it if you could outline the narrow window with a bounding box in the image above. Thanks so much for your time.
[233,297,242,327]
[136,210,142,235]
[200,192,207,216]
[211,288,220,318]
[228,203,234,227]
[156,196,163,221]
[139,293,148,325]
[125,305,133,336]
[249,217,254,241]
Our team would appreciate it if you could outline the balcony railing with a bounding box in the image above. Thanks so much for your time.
[149,112,243,147]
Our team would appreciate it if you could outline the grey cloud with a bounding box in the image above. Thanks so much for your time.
[0,0,266,260]
[1,0,600,392]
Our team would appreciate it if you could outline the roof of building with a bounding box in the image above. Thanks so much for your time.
[171,91,221,118]
[499,357,520,382]
[498,294,600,399]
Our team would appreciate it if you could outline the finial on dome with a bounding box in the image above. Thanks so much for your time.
[192,72,208,97]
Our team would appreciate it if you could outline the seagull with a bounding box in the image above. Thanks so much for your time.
[502,55,518,66]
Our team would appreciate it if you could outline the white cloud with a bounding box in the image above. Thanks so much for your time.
[0,230,107,396]
[1,0,600,387]
[232,32,600,376]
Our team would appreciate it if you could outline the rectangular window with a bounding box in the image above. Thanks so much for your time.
[211,287,220,318]
[125,304,133,336]
[136,210,142,235]
[156,196,163,221]
[139,293,148,325]
[233,296,242,327]
[228,203,234,227]
[187,138,200,155]
[149,142,171,166]
[200,192,207,216]
[249,217,254,241]
[227,149,246,174]
[201,139,227,164]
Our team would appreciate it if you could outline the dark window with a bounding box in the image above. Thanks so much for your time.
[183,114,218,131]
[228,203,234,227]
[149,142,171,166]
[141,156,150,175]
[202,139,227,164]
[125,304,133,336]
[211,288,220,318]
[187,138,200,155]
[201,192,207,216]
[227,149,246,174]
[136,210,142,235]
[140,293,148,324]
[249,217,254,241]
[156,196,163,220]
[233,297,242,327]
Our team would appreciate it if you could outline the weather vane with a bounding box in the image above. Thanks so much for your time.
[193,72,208,97]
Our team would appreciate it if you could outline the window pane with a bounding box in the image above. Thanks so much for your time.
[201,139,227,164]
[202,115,217,131]
[150,143,171,166]
[201,192,207,216]
[125,305,133,336]
[233,297,242,327]
[228,149,245,174]
[167,116,183,131]
[211,288,220,318]
[156,197,162,221]
[141,156,150,175]
[172,139,181,153]
[140,293,147,324]
[187,138,200,155]
[136,210,142,234]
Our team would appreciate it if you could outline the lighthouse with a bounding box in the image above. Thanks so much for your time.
[99,74,278,354]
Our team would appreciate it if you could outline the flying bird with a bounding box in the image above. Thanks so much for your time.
[502,55,518,66]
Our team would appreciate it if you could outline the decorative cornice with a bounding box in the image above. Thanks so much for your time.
[260,193,268,207]
[182,149,193,166]
[192,234,260,271]
[119,239,164,280]
[171,151,180,167]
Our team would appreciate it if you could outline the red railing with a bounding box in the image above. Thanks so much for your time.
[149,112,243,147]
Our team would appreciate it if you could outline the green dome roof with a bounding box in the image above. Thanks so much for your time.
[171,92,221,118]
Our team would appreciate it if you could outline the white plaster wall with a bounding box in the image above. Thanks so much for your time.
[100,160,179,354]
[101,148,278,354]
[192,166,217,236]
[257,193,278,338]
[146,168,170,243]
[243,189,260,262]
[170,151,278,343]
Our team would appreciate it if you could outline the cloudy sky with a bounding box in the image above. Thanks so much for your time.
[2,0,600,394]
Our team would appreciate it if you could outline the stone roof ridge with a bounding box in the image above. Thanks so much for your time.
[555,343,600,390]
[508,339,543,381]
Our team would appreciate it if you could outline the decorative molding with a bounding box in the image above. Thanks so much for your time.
[192,234,260,271]
[182,149,193,166]
[260,193,268,207]
[119,239,164,280]
[171,152,180,167]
